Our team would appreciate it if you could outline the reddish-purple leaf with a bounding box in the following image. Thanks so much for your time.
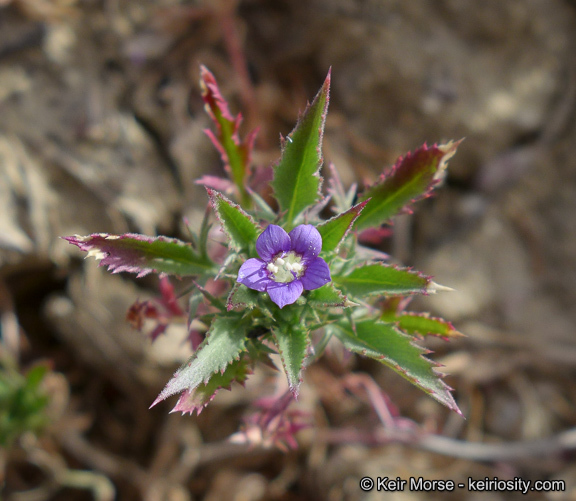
[354,140,462,231]
[230,392,311,451]
[200,66,257,207]
[126,277,186,341]
[194,175,234,195]
[63,233,213,277]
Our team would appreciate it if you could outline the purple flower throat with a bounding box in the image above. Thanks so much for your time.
[237,224,331,309]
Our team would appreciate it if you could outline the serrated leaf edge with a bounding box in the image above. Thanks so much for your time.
[356,140,463,228]
[333,262,432,297]
[336,322,460,414]
[62,233,210,277]
[317,199,369,253]
[207,188,261,251]
[273,326,311,399]
[226,282,258,311]
[272,70,331,225]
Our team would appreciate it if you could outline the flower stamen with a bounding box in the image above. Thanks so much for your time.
[268,252,304,283]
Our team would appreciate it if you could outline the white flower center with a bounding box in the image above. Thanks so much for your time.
[266,252,304,283]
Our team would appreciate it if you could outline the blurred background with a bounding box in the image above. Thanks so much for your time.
[2,0,576,499]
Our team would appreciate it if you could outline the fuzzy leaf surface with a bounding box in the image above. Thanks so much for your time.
[208,189,260,252]
[273,323,310,397]
[333,263,430,297]
[355,141,461,231]
[152,316,247,405]
[200,66,256,206]
[317,200,368,253]
[334,319,460,413]
[306,283,348,308]
[272,72,330,228]
[171,357,251,415]
[63,233,212,277]
[227,283,260,311]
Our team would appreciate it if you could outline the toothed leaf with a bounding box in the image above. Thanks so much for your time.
[171,356,251,415]
[63,233,213,278]
[273,323,310,398]
[333,319,460,413]
[355,140,462,231]
[200,66,256,206]
[383,312,463,339]
[227,283,260,311]
[317,200,368,253]
[272,72,330,228]
[333,263,430,298]
[306,283,349,308]
[208,189,260,252]
[152,316,247,405]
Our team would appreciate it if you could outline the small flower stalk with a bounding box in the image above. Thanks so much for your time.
[64,66,464,433]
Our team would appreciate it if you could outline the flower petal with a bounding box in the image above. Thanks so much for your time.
[288,225,322,261]
[237,258,270,291]
[300,257,331,290]
[256,225,291,262]
[267,280,304,309]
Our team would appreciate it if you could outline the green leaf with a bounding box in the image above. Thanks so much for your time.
[25,366,48,389]
[333,263,430,298]
[306,283,350,308]
[63,233,213,277]
[188,291,204,325]
[226,283,260,311]
[333,319,460,413]
[317,200,368,253]
[200,66,256,207]
[384,312,463,339]
[208,188,260,252]
[0,364,49,447]
[355,140,462,231]
[273,323,310,397]
[171,356,251,415]
[272,71,330,228]
[198,206,212,259]
[152,316,247,405]
[248,188,277,222]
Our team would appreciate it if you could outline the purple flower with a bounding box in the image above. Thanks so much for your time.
[237,224,331,308]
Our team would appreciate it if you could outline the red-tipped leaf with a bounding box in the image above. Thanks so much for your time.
[63,233,213,277]
[354,140,462,231]
[200,66,257,207]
